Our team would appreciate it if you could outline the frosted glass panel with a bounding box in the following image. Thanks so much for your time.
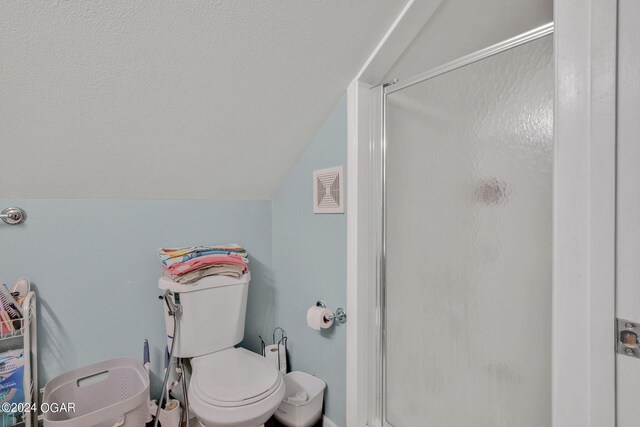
[384,35,553,427]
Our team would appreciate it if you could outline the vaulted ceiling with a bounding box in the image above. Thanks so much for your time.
[0,1,405,199]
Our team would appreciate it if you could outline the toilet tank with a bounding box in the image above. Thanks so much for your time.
[158,273,251,358]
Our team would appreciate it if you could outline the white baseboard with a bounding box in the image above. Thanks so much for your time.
[323,415,340,427]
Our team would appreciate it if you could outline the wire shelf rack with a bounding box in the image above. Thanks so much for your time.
[0,316,28,341]
[0,292,38,427]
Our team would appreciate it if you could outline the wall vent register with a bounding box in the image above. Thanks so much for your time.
[313,166,344,214]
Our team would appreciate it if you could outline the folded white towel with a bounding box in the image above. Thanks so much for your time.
[286,392,308,405]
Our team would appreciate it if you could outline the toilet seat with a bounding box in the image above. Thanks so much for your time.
[190,347,281,407]
[189,347,286,427]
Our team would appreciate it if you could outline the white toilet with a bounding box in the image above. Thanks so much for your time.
[159,273,285,427]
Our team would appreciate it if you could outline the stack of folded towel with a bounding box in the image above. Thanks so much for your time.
[160,244,249,284]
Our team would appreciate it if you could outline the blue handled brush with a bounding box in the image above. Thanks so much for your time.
[143,339,150,366]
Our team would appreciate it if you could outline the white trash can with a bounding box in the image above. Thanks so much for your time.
[43,357,149,427]
[274,371,326,427]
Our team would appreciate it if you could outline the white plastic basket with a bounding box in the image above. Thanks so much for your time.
[43,357,149,427]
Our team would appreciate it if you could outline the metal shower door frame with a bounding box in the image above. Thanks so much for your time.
[369,22,554,427]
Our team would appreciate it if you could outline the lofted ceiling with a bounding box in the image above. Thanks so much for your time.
[0,0,405,199]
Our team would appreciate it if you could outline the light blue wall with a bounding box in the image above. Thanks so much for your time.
[0,199,274,386]
[272,95,347,426]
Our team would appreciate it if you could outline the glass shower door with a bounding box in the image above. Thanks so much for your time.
[382,34,553,426]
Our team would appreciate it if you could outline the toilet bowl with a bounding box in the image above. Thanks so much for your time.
[189,347,286,427]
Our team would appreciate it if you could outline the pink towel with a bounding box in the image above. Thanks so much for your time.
[163,255,248,276]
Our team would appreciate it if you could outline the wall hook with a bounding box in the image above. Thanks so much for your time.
[1,207,27,225]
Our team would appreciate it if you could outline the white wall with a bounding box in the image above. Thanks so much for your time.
[616,1,640,424]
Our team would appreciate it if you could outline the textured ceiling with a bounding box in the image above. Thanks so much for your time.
[0,0,405,199]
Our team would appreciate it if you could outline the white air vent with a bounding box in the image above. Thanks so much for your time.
[313,166,344,214]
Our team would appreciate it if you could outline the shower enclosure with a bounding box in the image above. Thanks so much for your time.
[369,25,554,427]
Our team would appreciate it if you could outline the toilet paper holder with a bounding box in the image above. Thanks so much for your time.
[316,300,347,324]
[259,328,288,360]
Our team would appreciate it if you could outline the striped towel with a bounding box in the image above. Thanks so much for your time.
[160,244,247,267]
[159,244,249,284]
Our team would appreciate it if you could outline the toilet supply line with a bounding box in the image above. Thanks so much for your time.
[154,290,189,427]
[177,357,190,425]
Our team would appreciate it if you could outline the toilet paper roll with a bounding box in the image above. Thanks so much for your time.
[158,399,181,427]
[306,306,334,330]
[265,344,287,374]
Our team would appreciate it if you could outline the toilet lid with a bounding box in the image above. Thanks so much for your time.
[191,348,280,406]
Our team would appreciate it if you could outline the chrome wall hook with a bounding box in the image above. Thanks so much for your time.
[1,207,27,225]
